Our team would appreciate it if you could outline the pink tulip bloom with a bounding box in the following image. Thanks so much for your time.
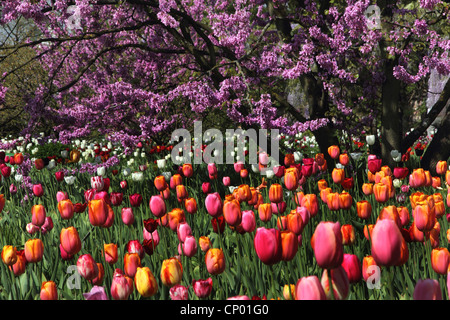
[295,276,327,300]
[371,219,403,266]
[205,192,222,218]
[413,279,442,300]
[311,221,343,269]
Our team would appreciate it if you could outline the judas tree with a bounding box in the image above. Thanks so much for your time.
[0,0,448,172]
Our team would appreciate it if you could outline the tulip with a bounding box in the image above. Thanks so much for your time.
[413,201,436,232]
[127,240,145,260]
[88,199,108,226]
[326,192,341,211]
[254,227,282,265]
[271,201,287,215]
[24,238,44,263]
[205,192,222,218]
[431,248,450,275]
[168,208,186,232]
[269,183,283,203]
[32,184,44,197]
[111,269,133,300]
[77,254,99,281]
[287,210,304,235]
[295,276,327,300]
[83,285,108,300]
[134,267,158,297]
[58,199,74,220]
[409,168,426,188]
[9,184,17,195]
[397,206,410,227]
[205,248,226,275]
[393,167,409,180]
[40,281,58,300]
[281,231,298,261]
[223,199,242,227]
[181,163,193,178]
[211,216,225,234]
[110,192,123,207]
[311,221,343,269]
[149,195,166,218]
[202,182,212,194]
[55,191,68,203]
[284,167,299,191]
[413,279,442,300]
[26,223,39,235]
[121,207,135,226]
[258,203,272,222]
[160,257,183,287]
[0,165,11,178]
[14,153,23,165]
[327,145,340,159]
[356,200,372,220]
[60,227,82,256]
[341,224,355,245]
[332,168,345,184]
[368,158,382,174]
[241,210,256,233]
[154,175,168,191]
[199,236,211,252]
[2,245,17,266]
[378,205,402,229]
[91,176,104,191]
[169,284,189,300]
[193,278,213,298]
[362,255,379,283]
[41,216,54,234]
[222,176,231,186]
[10,250,26,276]
[100,243,118,265]
[341,254,362,284]
[373,182,389,203]
[362,183,373,196]
[301,194,318,217]
[184,197,197,214]
[283,284,296,300]
[435,161,447,175]
[321,266,349,300]
[124,252,141,278]
[177,222,193,243]
[31,204,46,227]
[371,219,404,266]
[338,192,352,210]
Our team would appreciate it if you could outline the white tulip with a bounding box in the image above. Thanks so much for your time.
[132,171,144,182]
[366,135,375,146]
[64,176,76,185]
[123,167,131,176]
[97,166,106,176]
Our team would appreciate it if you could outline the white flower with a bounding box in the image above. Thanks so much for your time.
[393,179,402,188]
[61,150,69,158]
[47,159,56,170]
[264,169,274,179]
[157,159,166,169]
[15,174,23,182]
[293,151,303,162]
[64,176,76,185]
[228,186,237,193]
[131,171,144,182]
[97,166,106,176]
[350,152,362,161]
[366,135,375,146]
[335,163,345,169]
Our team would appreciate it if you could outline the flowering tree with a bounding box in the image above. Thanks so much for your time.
[0,0,449,171]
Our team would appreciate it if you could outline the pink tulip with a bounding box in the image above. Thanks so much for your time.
[126,240,144,260]
[241,210,256,233]
[9,183,17,194]
[26,223,39,235]
[110,269,133,300]
[55,171,65,182]
[207,163,217,177]
[121,207,135,226]
[205,192,222,218]
[413,279,442,300]
[149,195,166,218]
[169,284,189,300]
[32,184,44,197]
[371,219,403,266]
[234,161,244,173]
[94,191,111,206]
[311,221,343,269]
[295,276,327,300]
[177,222,192,243]
[296,206,310,225]
[192,278,213,298]
[77,254,99,281]
[181,235,197,257]
[341,254,362,284]
[56,191,68,203]
[110,192,123,206]
[129,193,142,207]
[222,176,231,186]
[91,176,104,191]
[271,201,287,214]
[253,227,282,265]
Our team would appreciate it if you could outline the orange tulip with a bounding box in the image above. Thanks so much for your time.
[283,284,296,300]
[0,194,4,213]
[373,183,389,203]
[40,281,58,300]
[326,192,340,211]
[434,200,445,219]
[182,164,193,178]
[287,210,304,235]
[317,179,328,191]
[58,199,74,220]
[124,252,141,278]
[413,201,436,232]
[338,192,352,210]
[356,200,372,220]
[10,250,26,276]
[90,263,105,285]
[431,248,450,275]
[293,191,305,206]
[320,187,332,204]
[247,187,259,206]
[364,224,374,241]
[446,170,450,185]
[199,236,211,252]
[301,194,318,217]
[1,245,17,266]
[223,199,242,227]
[424,170,433,187]
[397,206,410,227]
[362,256,378,282]
[367,171,376,183]
[31,204,46,227]
[60,226,82,256]
[331,168,345,184]
[431,176,441,189]
[205,248,226,275]
[281,231,299,261]
[410,191,427,209]
[176,185,188,201]
[184,197,197,214]
[284,154,295,167]
[154,175,168,191]
[24,238,44,263]
[258,203,272,222]
[362,183,373,196]
[327,145,340,159]
[236,184,252,202]
[88,199,108,226]
[104,243,118,265]
[269,183,283,203]
[339,153,349,166]
[436,161,447,175]
[409,168,426,188]
[160,257,183,287]
[284,167,300,191]
[168,208,186,232]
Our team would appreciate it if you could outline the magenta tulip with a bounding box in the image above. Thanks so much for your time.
[253,227,282,265]
[205,192,222,218]
[311,221,343,269]
[149,195,166,218]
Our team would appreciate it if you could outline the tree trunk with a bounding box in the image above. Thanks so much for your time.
[420,108,450,174]
[380,59,402,169]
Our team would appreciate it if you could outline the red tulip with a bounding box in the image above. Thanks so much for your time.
[192,278,213,298]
